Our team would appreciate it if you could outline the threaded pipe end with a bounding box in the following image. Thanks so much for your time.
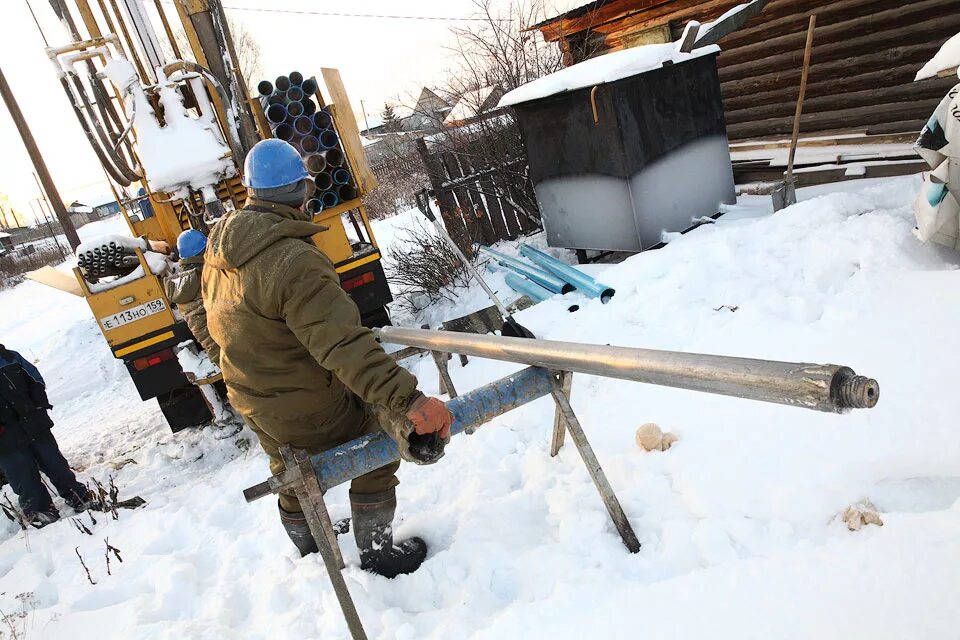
[834,373,880,409]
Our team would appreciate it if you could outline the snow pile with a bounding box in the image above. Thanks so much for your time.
[3,176,960,637]
[499,42,720,107]
[916,32,960,81]
[102,59,235,199]
[175,341,218,379]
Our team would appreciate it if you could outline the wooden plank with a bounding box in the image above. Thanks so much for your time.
[321,68,378,197]
[721,44,942,98]
[458,151,499,245]
[725,81,951,126]
[441,152,483,245]
[415,139,472,257]
[719,0,956,68]
[720,15,960,83]
[727,101,937,140]
[722,64,932,111]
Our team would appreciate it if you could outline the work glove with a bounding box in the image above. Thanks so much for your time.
[375,395,453,466]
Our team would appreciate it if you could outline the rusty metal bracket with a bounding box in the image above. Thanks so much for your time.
[279,446,367,640]
[549,373,641,553]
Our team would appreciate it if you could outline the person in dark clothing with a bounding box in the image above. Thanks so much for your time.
[0,345,93,528]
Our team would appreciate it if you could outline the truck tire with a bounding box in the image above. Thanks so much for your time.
[157,386,212,433]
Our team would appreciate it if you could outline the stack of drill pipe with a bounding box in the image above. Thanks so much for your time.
[479,247,574,294]
[256,71,358,214]
[76,241,140,282]
[519,244,616,303]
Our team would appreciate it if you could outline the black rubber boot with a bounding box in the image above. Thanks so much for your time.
[350,488,427,578]
[278,502,319,557]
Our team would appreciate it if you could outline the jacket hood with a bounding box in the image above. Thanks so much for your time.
[205,199,327,269]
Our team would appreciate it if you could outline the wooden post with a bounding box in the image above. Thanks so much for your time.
[550,371,572,457]
[0,67,80,250]
[416,138,472,257]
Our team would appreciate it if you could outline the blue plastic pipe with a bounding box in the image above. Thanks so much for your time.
[481,247,573,294]
[505,273,553,303]
[312,367,553,490]
[519,244,615,303]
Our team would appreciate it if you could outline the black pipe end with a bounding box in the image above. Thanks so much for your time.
[600,289,616,304]
[561,283,576,295]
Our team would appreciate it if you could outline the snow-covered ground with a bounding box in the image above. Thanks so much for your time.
[2,176,960,639]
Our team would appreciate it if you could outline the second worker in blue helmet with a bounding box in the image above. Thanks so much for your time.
[202,139,453,577]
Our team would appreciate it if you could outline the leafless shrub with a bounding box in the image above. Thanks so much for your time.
[0,592,36,640]
[0,246,65,290]
[383,220,474,314]
[75,548,96,586]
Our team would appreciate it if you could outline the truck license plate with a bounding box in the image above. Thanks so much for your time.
[99,298,167,331]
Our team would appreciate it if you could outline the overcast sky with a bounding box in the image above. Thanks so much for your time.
[0,0,580,224]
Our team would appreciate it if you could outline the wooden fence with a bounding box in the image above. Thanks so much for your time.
[415,133,541,256]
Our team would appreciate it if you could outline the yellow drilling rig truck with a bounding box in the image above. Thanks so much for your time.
[34,0,392,431]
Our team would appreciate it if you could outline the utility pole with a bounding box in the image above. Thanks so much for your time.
[0,66,80,249]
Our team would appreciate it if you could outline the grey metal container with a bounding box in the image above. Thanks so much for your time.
[510,53,736,251]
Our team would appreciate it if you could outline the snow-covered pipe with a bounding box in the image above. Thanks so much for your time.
[519,244,615,303]
[305,153,327,174]
[286,86,304,103]
[257,80,273,97]
[275,75,290,92]
[505,273,553,303]
[301,78,318,96]
[332,168,351,185]
[274,123,294,142]
[321,190,340,208]
[289,71,304,86]
[315,171,334,191]
[266,103,287,124]
[287,100,304,118]
[319,129,339,150]
[293,116,313,136]
[324,148,344,167]
[480,247,573,294]
[338,184,358,202]
[313,110,332,130]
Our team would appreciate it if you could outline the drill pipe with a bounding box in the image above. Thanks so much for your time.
[242,366,555,501]
[324,148,344,167]
[506,272,554,303]
[375,327,880,413]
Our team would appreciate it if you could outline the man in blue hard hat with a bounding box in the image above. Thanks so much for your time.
[165,229,220,367]
[203,139,453,577]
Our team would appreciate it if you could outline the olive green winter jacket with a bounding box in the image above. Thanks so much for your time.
[202,199,419,469]
[164,255,221,368]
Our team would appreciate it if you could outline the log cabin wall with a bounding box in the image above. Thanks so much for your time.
[535,0,960,141]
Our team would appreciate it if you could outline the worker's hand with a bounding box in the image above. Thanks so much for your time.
[148,240,172,254]
[406,395,453,440]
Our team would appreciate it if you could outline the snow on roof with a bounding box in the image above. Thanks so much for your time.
[0,232,11,238]
[499,42,720,107]
[916,32,960,81]
[445,86,501,124]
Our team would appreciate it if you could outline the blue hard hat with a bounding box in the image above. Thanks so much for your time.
[242,139,309,189]
[177,229,208,259]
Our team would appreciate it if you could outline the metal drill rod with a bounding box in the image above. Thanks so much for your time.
[376,327,879,413]
[242,367,555,502]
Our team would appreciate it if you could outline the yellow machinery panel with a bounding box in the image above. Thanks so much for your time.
[75,249,177,355]
[311,207,353,265]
